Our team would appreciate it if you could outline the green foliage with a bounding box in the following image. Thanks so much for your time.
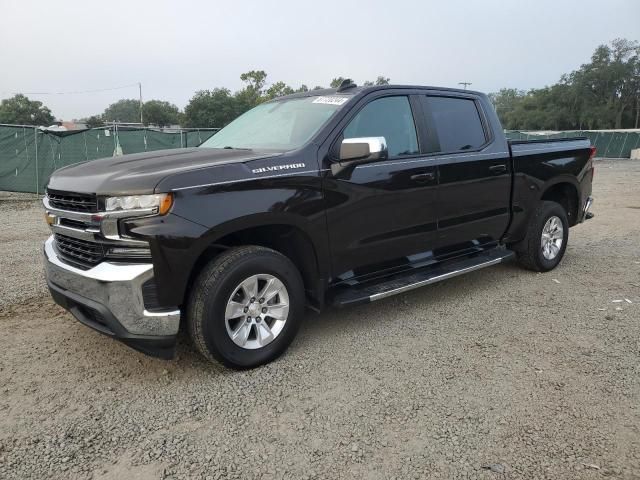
[102,99,141,123]
[142,100,181,127]
[83,115,104,128]
[363,76,391,86]
[330,77,346,88]
[0,94,55,126]
[183,88,239,128]
[264,81,295,100]
[491,38,640,130]
[239,70,268,92]
[237,70,268,109]
[183,71,316,127]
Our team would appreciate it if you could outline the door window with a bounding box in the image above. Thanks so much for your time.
[425,96,486,152]
[343,96,419,157]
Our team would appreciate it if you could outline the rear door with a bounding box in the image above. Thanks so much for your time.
[322,93,439,278]
[420,93,512,254]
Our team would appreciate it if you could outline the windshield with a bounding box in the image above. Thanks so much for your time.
[200,95,349,151]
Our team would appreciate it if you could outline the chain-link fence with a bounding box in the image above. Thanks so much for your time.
[505,130,640,158]
[0,125,218,194]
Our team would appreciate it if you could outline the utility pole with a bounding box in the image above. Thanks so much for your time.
[139,82,143,125]
[458,81,472,90]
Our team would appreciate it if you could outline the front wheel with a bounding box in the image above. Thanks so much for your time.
[187,246,305,369]
[514,200,569,272]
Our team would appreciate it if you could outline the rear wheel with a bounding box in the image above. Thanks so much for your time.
[187,246,304,369]
[514,201,569,272]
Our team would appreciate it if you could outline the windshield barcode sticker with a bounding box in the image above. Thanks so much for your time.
[312,96,349,105]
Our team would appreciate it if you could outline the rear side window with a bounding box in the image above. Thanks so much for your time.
[425,96,486,152]
[343,96,419,157]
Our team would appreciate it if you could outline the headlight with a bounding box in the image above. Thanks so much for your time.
[104,193,173,215]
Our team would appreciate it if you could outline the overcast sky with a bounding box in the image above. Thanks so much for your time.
[1,0,638,120]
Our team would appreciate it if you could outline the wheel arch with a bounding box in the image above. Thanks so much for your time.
[185,216,328,310]
[539,179,580,226]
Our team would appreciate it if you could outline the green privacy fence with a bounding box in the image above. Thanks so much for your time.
[0,125,218,194]
[505,130,640,159]
[2,125,637,194]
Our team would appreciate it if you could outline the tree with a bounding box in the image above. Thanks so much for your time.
[184,72,313,127]
[183,88,238,128]
[571,38,639,129]
[84,115,105,128]
[330,77,346,88]
[232,70,268,113]
[102,99,141,123]
[264,81,295,100]
[236,70,307,107]
[489,88,524,113]
[364,76,391,86]
[0,94,55,126]
[490,38,640,130]
[239,70,268,93]
[143,100,181,127]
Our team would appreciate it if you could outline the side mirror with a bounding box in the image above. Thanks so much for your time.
[339,137,388,163]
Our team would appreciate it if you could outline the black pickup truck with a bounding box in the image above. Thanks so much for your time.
[43,82,595,368]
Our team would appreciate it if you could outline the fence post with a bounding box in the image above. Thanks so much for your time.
[34,127,39,196]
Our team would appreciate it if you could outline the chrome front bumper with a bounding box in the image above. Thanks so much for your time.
[44,236,180,339]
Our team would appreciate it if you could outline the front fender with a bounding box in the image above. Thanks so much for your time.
[126,175,329,308]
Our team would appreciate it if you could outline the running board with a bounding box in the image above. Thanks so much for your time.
[330,248,515,307]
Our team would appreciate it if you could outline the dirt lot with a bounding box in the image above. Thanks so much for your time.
[0,159,639,480]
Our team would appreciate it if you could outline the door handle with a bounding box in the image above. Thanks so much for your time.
[489,164,507,174]
[410,172,435,182]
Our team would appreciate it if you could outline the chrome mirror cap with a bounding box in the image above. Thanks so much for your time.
[339,137,388,162]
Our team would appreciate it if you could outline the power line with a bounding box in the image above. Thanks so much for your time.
[458,81,472,90]
[2,83,140,95]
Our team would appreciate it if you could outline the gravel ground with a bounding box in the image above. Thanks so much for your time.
[0,191,50,308]
[0,160,639,480]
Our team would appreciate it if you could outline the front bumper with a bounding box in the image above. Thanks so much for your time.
[44,236,180,359]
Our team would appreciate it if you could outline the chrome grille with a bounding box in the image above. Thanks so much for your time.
[54,234,105,269]
[47,190,98,213]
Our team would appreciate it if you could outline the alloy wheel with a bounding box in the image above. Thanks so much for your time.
[224,274,290,349]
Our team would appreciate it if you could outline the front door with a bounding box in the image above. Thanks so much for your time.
[322,94,439,279]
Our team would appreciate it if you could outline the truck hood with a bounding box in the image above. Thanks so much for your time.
[46,147,279,195]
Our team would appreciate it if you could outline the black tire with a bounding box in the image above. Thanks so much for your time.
[187,246,305,369]
[514,200,569,272]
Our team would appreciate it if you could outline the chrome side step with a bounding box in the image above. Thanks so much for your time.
[330,248,515,307]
